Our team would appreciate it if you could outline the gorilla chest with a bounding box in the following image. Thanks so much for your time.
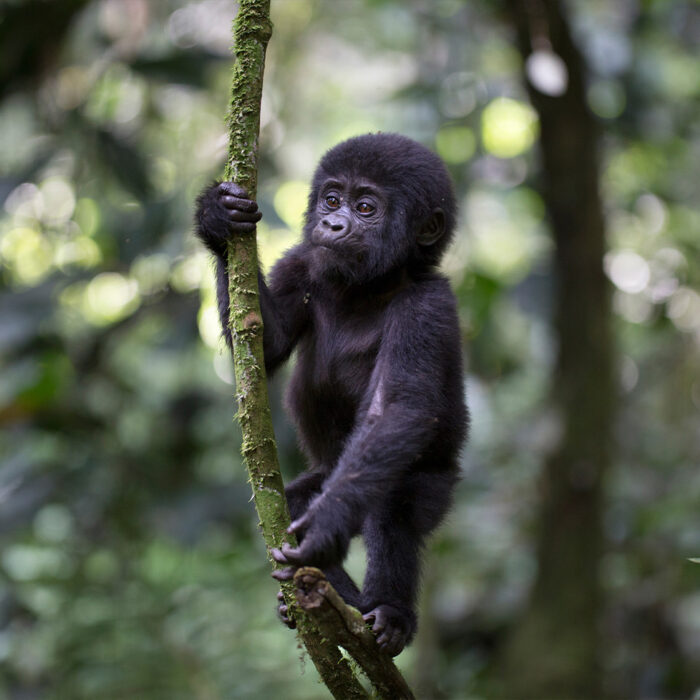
[293,305,384,413]
[315,312,380,393]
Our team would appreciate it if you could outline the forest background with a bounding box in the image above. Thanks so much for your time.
[0,0,698,698]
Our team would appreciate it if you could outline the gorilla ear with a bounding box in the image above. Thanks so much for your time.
[417,208,445,247]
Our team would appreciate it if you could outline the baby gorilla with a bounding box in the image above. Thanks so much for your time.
[195,133,468,656]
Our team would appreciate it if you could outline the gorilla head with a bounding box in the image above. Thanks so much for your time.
[304,133,457,284]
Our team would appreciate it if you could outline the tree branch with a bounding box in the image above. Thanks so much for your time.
[219,2,415,698]
[295,569,416,700]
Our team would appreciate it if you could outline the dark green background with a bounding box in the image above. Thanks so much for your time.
[0,1,698,698]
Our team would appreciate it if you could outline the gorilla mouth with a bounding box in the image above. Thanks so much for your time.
[314,244,366,266]
[312,231,355,249]
[313,240,357,257]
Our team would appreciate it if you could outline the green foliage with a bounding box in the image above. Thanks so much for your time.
[0,0,698,698]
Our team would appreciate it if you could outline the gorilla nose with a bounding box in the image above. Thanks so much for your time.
[322,218,346,233]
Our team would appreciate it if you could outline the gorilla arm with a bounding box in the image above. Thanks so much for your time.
[271,280,457,568]
[195,181,310,374]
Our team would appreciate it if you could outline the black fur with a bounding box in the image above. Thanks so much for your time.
[195,133,468,656]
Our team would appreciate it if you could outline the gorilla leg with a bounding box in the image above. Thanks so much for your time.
[360,508,422,656]
[325,564,362,608]
[360,470,456,656]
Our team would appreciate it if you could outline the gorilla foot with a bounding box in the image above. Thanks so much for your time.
[276,590,296,629]
[362,604,414,657]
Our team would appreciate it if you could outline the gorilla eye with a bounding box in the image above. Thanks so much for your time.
[325,195,340,209]
[357,202,375,215]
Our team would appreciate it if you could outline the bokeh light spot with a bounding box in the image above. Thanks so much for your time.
[85,272,140,325]
[0,227,53,285]
[273,180,309,231]
[436,126,476,164]
[604,250,650,294]
[39,177,76,226]
[198,303,222,349]
[588,80,626,119]
[526,50,568,97]
[481,98,538,158]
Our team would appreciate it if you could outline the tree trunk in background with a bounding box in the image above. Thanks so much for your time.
[501,1,615,697]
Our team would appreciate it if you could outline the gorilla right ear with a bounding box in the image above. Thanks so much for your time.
[417,208,445,247]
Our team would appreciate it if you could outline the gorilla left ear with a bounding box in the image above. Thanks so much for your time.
[417,208,445,247]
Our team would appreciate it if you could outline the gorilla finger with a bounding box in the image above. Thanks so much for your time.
[377,626,400,652]
[221,195,259,213]
[386,629,404,657]
[227,209,263,223]
[376,629,391,648]
[277,542,305,565]
[287,514,310,536]
[277,603,296,628]
[271,566,296,581]
[218,182,249,199]
[281,613,296,629]
[271,547,291,564]
[366,614,386,634]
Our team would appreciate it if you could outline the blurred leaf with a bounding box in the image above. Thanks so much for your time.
[89,125,152,199]
[130,51,226,87]
[0,0,91,98]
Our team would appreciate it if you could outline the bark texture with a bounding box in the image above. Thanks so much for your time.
[501,0,615,697]
[223,0,288,581]
[222,3,414,698]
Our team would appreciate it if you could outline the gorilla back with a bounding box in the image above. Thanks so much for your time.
[195,133,468,656]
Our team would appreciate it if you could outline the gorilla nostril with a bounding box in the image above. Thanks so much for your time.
[322,219,345,232]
